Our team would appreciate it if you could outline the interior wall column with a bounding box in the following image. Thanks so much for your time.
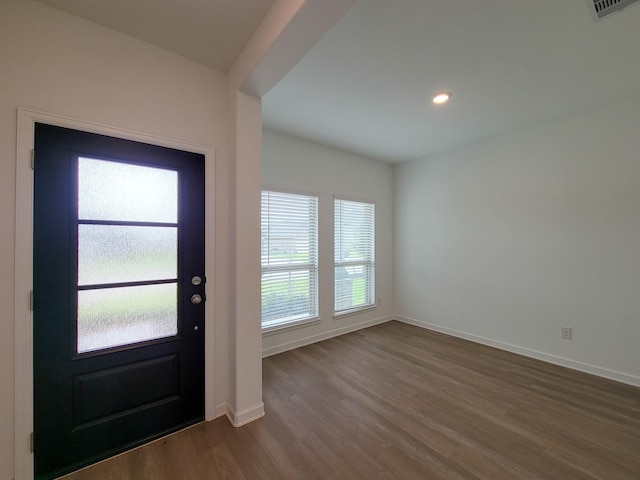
[226,88,264,425]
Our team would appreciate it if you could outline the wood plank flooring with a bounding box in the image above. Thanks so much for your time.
[61,321,640,479]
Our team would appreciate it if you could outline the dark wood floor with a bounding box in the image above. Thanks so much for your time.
[62,321,640,479]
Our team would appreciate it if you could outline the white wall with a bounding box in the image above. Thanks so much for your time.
[394,95,640,386]
[0,1,232,477]
[1,0,362,476]
[261,130,394,356]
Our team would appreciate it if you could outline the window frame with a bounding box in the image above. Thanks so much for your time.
[333,196,376,317]
[261,187,320,333]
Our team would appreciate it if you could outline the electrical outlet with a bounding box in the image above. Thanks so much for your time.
[561,327,572,340]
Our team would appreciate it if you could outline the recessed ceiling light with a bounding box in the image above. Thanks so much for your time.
[432,91,452,105]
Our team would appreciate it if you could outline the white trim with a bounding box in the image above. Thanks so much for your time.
[15,109,35,480]
[333,193,377,206]
[214,402,228,419]
[262,316,321,335]
[262,184,321,198]
[225,401,265,427]
[332,304,377,319]
[14,108,217,480]
[395,315,640,389]
[262,314,393,358]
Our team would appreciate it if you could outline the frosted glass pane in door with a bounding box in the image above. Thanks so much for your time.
[78,225,177,285]
[78,157,178,223]
[78,283,177,353]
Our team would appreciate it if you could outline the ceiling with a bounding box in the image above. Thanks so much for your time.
[36,0,640,164]
[263,0,640,163]
[35,0,275,72]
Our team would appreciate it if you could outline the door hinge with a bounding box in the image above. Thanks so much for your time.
[30,432,34,453]
[29,290,34,311]
[30,149,35,170]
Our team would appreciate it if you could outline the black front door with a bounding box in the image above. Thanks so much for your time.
[33,124,206,479]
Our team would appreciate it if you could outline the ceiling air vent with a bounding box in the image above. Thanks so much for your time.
[589,0,640,20]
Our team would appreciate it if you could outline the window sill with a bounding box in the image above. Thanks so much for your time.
[332,304,377,320]
[262,316,321,336]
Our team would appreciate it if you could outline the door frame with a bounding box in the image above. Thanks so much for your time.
[15,108,217,480]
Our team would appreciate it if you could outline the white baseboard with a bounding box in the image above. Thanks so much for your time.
[214,402,228,419]
[225,401,265,427]
[395,315,640,389]
[262,315,394,358]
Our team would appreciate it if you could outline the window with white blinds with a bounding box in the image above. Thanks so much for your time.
[261,190,318,329]
[334,198,375,314]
